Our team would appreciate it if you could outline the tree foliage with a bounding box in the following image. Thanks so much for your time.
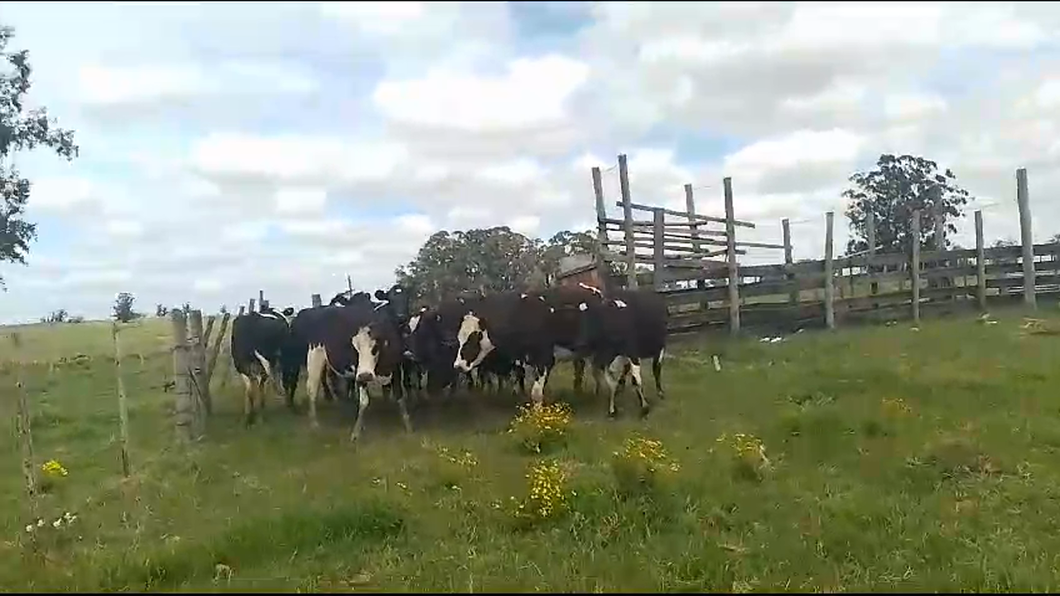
[395,226,605,305]
[113,292,139,323]
[843,154,972,255]
[1,25,78,286]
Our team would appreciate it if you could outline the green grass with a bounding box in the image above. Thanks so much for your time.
[4,307,1060,591]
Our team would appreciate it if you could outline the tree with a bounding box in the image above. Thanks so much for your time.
[843,154,972,255]
[113,292,139,323]
[1,26,78,287]
[394,226,606,305]
[155,303,168,317]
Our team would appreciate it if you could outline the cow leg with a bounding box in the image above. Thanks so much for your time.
[604,355,627,418]
[240,373,255,426]
[652,348,665,400]
[590,362,606,398]
[525,363,551,407]
[254,375,267,424]
[514,363,526,395]
[572,358,586,393]
[627,357,650,418]
[305,346,327,430]
[282,359,300,412]
[350,383,371,442]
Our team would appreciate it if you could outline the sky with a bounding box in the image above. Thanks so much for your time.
[2,1,1060,324]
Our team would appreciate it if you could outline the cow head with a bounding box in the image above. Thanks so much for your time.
[350,315,400,385]
[574,293,619,349]
[374,284,413,323]
[453,311,494,373]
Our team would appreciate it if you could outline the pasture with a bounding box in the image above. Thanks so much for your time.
[3,308,1060,591]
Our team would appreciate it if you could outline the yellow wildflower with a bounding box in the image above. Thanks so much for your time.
[41,459,68,478]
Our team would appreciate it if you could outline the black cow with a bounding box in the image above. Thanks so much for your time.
[230,306,295,425]
[575,288,667,418]
[286,284,414,442]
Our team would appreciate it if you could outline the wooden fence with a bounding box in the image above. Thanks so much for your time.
[591,157,1055,335]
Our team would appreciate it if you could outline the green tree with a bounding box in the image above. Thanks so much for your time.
[395,226,614,304]
[1,25,79,286]
[844,154,972,255]
[113,292,139,323]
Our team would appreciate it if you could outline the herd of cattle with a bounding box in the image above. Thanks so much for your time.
[229,283,669,441]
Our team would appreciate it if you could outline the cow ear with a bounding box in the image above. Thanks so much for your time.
[374,289,387,300]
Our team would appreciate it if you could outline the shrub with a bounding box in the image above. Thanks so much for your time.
[509,459,572,529]
[432,446,479,491]
[39,459,68,493]
[610,435,681,498]
[508,402,573,454]
[714,432,771,482]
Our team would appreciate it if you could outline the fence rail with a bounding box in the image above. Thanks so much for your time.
[586,157,1049,335]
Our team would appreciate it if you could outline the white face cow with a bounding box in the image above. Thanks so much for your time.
[453,311,494,372]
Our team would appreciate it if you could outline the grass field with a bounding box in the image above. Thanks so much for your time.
[4,308,1060,591]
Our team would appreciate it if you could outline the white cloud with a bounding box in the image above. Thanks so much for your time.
[372,54,590,132]
[3,1,1060,323]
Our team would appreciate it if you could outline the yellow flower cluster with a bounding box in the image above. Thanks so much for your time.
[509,402,573,453]
[716,432,770,468]
[438,446,478,469]
[615,436,681,475]
[881,397,912,417]
[41,459,68,478]
[513,460,570,523]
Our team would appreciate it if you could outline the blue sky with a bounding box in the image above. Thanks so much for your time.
[2,1,1059,323]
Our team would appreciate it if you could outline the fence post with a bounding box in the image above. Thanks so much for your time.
[975,210,987,311]
[866,212,879,300]
[618,154,638,289]
[723,177,740,336]
[248,299,256,313]
[686,184,708,310]
[911,210,922,324]
[592,166,614,294]
[238,305,246,316]
[170,310,197,443]
[188,310,210,419]
[205,312,231,387]
[311,294,322,308]
[782,218,797,307]
[1016,167,1036,309]
[824,211,836,329]
[11,333,38,515]
[111,323,132,477]
[652,208,666,291]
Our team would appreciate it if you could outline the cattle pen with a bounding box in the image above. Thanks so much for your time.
[587,156,1058,336]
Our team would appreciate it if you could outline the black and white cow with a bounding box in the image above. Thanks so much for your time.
[575,288,668,418]
[286,284,414,441]
[230,306,295,425]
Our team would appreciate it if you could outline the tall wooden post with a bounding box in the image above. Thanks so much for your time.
[618,154,638,289]
[911,210,922,324]
[171,310,197,443]
[311,293,322,308]
[824,211,836,329]
[723,177,740,335]
[652,208,666,291]
[12,333,37,507]
[111,323,132,477]
[205,312,231,386]
[248,299,256,313]
[782,218,797,306]
[1016,167,1036,309]
[685,183,707,309]
[188,310,210,419]
[592,166,613,294]
[975,210,987,311]
[867,212,878,298]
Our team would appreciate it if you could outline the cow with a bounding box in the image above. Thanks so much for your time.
[230,306,295,425]
[575,288,668,418]
[286,284,414,442]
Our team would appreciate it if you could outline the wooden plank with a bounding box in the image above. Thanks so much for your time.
[975,210,986,311]
[724,177,741,335]
[1016,167,1036,308]
[618,154,637,288]
[618,200,757,228]
[653,208,666,290]
[824,211,836,330]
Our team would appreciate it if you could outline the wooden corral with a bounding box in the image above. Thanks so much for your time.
[586,157,1055,336]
